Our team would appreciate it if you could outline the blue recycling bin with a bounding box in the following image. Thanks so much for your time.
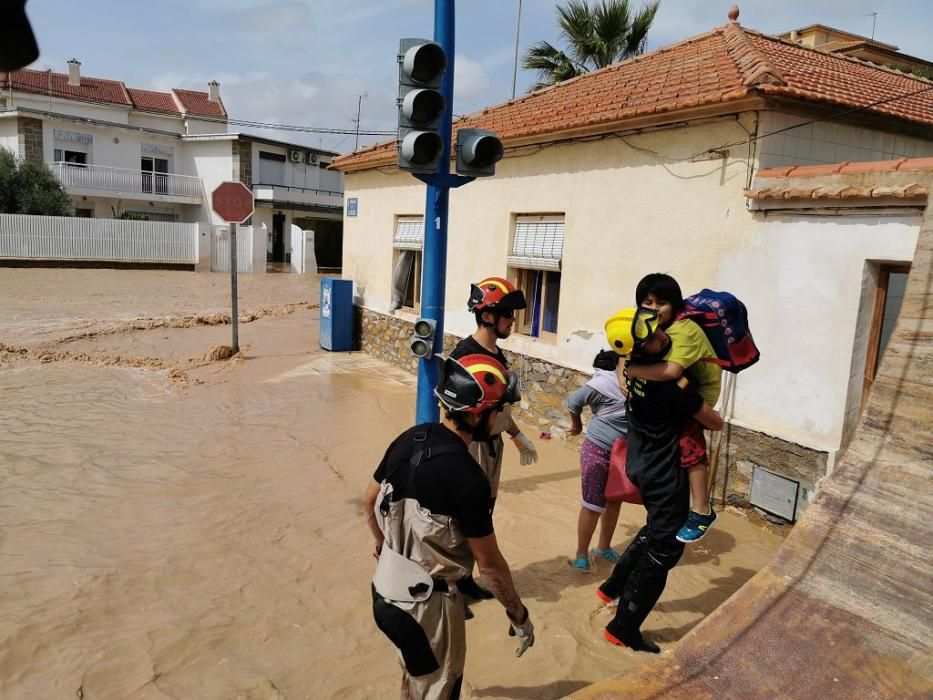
[320,278,354,351]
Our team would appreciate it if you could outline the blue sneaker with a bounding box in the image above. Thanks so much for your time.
[590,547,621,564]
[676,507,717,543]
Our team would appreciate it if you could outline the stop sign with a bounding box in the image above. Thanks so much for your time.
[211,181,254,224]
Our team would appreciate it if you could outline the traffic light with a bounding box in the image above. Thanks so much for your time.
[410,317,437,359]
[455,129,504,177]
[397,38,447,173]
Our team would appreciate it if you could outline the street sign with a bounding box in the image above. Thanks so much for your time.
[211,181,254,224]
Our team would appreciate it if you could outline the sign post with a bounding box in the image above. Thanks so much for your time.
[210,181,255,355]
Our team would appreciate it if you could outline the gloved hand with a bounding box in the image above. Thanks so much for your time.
[511,432,538,465]
[507,605,535,657]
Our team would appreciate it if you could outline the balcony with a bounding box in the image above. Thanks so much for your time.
[252,183,343,212]
[49,162,203,204]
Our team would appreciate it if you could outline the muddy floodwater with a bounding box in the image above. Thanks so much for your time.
[0,269,783,699]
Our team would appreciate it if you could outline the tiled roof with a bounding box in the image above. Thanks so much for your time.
[746,157,933,201]
[1,68,226,119]
[173,88,227,119]
[3,68,131,106]
[126,88,181,115]
[332,21,933,172]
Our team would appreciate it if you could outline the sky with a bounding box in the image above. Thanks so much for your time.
[23,0,933,153]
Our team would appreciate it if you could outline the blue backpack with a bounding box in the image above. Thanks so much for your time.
[681,289,760,373]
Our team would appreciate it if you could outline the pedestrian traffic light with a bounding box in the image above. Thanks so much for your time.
[398,38,447,173]
[455,129,504,177]
[410,317,437,359]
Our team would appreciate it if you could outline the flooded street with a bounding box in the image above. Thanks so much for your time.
[0,269,783,699]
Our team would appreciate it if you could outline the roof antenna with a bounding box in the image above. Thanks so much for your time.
[728,5,740,23]
[865,12,877,40]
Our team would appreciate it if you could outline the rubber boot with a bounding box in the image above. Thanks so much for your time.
[598,526,649,602]
[605,539,682,654]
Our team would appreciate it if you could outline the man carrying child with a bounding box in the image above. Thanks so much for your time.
[599,304,724,652]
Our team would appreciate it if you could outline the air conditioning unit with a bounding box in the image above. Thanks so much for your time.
[308,153,319,165]
[289,149,303,163]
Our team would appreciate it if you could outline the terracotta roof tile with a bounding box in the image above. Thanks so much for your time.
[172,88,227,119]
[333,22,933,172]
[2,67,227,120]
[4,68,131,106]
[126,88,180,115]
[758,157,933,178]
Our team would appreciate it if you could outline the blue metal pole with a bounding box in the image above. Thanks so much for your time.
[415,0,455,424]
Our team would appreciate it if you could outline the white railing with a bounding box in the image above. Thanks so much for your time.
[0,213,198,263]
[253,183,343,210]
[49,162,203,199]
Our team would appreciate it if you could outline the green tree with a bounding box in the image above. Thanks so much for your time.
[522,0,660,92]
[892,63,933,80]
[0,147,72,216]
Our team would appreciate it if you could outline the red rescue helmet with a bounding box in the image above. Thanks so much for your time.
[434,354,517,414]
[468,277,527,313]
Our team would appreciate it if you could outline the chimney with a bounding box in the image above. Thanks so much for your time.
[790,30,799,43]
[67,58,81,87]
[208,80,220,103]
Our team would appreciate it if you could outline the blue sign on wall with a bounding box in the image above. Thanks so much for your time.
[347,198,358,217]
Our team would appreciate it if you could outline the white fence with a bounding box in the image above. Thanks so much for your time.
[0,213,199,263]
[211,226,254,273]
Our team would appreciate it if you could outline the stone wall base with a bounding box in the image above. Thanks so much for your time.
[359,307,828,516]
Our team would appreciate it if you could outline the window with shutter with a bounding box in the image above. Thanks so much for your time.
[390,216,424,311]
[507,214,564,339]
[393,217,424,251]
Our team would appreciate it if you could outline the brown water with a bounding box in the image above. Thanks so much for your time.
[0,269,782,699]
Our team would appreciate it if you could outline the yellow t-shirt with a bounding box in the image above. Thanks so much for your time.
[665,318,722,406]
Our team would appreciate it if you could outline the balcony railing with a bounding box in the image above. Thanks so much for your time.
[253,182,343,210]
[49,162,203,200]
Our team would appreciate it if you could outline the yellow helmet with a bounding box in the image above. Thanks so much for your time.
[605,307,660,356]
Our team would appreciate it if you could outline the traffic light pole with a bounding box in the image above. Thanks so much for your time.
[414,0,472,423]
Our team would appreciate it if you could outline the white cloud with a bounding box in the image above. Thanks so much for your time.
[453,55,491,104]
[237,2,312,34]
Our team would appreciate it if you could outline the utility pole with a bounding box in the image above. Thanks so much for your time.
[511,0,523,100]
[353,93,367,151]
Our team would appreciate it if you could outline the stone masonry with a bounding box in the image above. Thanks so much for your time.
[359,307,829,512]
[233,139,252,187]
[17,117,43,163]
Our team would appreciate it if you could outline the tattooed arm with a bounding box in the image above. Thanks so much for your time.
[468,533,526,622]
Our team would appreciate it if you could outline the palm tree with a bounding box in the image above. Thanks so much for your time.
[522,0,661,91]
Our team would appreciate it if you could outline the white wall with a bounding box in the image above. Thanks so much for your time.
[0,118,17,154]
[186,139,234,223]
[12,93,131,124]
[341,113,926,453]
[758,111,933,169]
[343,116,758,369]
[717,212,920,452]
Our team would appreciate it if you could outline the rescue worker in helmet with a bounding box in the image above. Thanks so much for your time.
[596,308,723,652]
[449,277,539,601]
[362,354,535,699]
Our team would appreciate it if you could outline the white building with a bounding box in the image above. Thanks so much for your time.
[333,17,933,511]
[0,61,344,266]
